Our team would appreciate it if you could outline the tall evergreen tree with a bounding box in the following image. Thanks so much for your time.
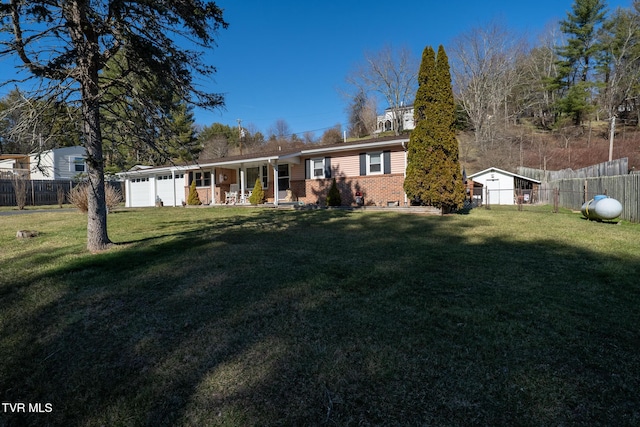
[413,46,436,123]
[554,0,607,124]
[404,45,464,212]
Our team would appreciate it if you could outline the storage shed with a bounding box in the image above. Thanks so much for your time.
[468,167,541,206]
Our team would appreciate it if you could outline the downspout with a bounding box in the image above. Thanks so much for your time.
[402,139,408,206]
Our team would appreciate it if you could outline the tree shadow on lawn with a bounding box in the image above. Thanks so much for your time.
[2,209,640,426]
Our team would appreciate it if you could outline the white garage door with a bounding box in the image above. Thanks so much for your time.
[129,177,153,207]
[156,174,175,206]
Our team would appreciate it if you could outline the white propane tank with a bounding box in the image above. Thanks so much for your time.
[581,195,623,221]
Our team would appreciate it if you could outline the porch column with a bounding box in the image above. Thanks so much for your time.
[211,168,216,205]
[240,164,246,203]
[272,160,279,207]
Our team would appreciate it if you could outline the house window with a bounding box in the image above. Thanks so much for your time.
[306,157,331,179]
[360,151,390,175]
[244,166,268,189]
[312,158,325,178]
[368,152,382,174]
[189,171,211,187]
[246,167,259,188]
[71,157,85,172]
[262,165,268,189]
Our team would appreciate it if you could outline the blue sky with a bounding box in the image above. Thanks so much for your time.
[0,0,632,138]
[198,0,631,137]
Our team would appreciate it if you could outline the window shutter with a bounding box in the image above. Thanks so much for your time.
[305,159,310,179]
[359,153,367,176]
[324,157,331,178]
[383,151,391,174]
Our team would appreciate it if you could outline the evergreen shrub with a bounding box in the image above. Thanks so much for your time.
[187,180,201,205]
[249,178,265,205]
[326,178,341,207]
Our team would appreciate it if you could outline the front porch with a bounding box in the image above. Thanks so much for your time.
[188,153,300,206]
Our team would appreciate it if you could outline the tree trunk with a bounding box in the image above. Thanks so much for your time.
[85,102,111,252]
[82,69,111,252]
[62,0,111,252]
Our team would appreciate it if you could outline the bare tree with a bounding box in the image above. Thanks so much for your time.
[346,89,377,138]
[0,1,227,251]
[320,124,343,145]
[347,45,418,135]
[268,119,292,141]
[515,23,563,129]
[302,131,316,144]
[449,22,526,152]
[598,3,640,121]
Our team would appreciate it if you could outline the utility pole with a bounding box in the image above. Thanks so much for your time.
[237,118,244,155]
[608,116,615,162]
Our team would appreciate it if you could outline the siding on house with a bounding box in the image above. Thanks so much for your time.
[120,137,410,207]
[29,146,87,180]
[293,146,406,206]
[333,153,360,177]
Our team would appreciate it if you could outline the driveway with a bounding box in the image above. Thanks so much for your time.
[0,208,76,216]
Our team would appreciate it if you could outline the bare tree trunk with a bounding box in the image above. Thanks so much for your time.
[84,94,111,252]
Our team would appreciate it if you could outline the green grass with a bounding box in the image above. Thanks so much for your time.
[1,206,640,426]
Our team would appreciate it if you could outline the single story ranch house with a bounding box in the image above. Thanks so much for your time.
[119,137,411,208]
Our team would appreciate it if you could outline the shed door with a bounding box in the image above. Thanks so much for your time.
[485,179,501,205]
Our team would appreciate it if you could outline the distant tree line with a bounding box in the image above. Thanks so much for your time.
[449,0,640,169]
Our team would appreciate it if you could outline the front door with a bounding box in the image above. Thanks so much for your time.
[278,164,290,190]
[278,164,290,200]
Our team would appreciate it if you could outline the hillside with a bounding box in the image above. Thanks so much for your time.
[459,121,640,174]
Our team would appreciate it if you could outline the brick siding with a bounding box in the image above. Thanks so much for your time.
[292,174,406,207]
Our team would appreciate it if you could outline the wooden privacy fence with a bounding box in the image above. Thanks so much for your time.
[538,174,640,223]
[0,179,124,207]
[519,158,629,182]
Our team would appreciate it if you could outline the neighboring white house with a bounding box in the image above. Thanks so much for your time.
[375,104,415,133]
[28,146,87,180]
[468,167,541,205]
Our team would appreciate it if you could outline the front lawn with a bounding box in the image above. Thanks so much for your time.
[1,206,639,426]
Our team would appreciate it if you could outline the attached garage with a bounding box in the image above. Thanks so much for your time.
[122,166,189,207]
